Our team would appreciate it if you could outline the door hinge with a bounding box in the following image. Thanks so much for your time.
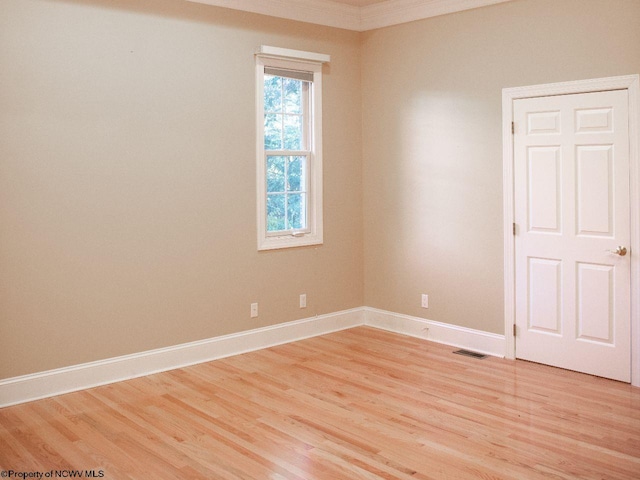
[513,324,517,336]
[511,121,515,134]
[513,223,516,235]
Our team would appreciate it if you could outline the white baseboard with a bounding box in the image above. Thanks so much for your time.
[364,307,505,357]
[0,306,505,408]
[0,308,364,408]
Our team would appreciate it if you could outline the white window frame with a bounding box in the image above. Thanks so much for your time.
[256,46,329,251]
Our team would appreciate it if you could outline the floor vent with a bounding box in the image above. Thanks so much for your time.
[453,349,488,359]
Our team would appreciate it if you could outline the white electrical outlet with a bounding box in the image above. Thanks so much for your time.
[421,294,429,308]
[250,302,258,318]
[300,294,307,308]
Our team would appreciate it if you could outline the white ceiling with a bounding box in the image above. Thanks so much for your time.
[186,0,514,31]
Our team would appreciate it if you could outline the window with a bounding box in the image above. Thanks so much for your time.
[256,46,329,250]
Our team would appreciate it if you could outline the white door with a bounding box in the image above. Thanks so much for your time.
[514,89,631,382]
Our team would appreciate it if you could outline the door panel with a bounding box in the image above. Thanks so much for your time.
[576,262,613,343]
[528,257,562,335]
[514,89,631,382]
[576,145,613,236]
[528,146,561,232]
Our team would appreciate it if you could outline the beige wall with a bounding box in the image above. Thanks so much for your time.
[0,0,363,379]
[2,0,639,380]
[362,0,640,333]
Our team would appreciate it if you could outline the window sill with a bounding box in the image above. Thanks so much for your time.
[258,232,323,251]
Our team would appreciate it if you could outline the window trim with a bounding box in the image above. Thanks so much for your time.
[256,47,329,251]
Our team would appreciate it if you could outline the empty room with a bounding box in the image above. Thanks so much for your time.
[1,0,639,478]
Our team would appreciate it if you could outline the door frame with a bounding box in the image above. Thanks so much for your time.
[502,74,640,386]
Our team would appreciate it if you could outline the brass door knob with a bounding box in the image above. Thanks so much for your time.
[608,246,628,256]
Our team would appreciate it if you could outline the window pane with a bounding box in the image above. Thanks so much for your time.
[283,114,302,150]
[266,156,285,193]
[287,156,305,192]
[267,194,286,232]
[284,78,302,114]
[264,75,282,113]
[287,193,306,230]
[264,114,282,150]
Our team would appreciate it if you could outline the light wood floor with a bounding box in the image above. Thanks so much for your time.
[1,327,640,479]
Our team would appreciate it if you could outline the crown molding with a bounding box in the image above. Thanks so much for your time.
[185,0,514,31]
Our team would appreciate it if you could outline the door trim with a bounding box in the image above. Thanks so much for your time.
[502,74,640,386]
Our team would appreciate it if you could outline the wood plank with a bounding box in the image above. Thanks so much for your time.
[1,327,639,479]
